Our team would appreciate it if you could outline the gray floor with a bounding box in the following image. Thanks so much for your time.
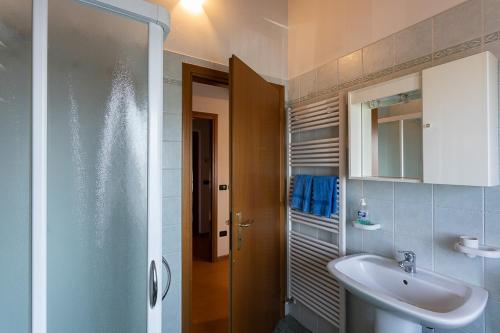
[274,315,311,333]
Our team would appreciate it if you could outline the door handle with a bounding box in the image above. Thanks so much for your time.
[236,212,253,250]
[236,212,254,227]
[149,260,158,308]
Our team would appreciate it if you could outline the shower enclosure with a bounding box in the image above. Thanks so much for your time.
[0,0,169,332]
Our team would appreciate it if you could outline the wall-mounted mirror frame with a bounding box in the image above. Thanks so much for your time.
[348,73,422,183]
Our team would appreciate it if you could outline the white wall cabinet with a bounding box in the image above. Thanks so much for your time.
[422,51,499,186]
[348,51,499,186]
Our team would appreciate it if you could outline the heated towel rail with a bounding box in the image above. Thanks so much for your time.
[286,95,346,332]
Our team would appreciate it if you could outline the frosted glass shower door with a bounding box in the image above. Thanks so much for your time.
[45,0,164,332]
[0,1,32,332]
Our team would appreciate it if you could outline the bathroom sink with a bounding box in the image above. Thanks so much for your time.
[327,254,488,333]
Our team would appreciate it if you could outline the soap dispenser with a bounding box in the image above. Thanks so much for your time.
[357,198,369,225]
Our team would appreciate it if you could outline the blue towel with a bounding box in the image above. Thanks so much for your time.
[290,175,313,212]
[311,176,338,217]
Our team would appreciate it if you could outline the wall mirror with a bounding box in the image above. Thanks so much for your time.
[349,73,423,182]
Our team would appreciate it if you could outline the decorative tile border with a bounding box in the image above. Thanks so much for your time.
[338,77,364,90]
[485,31,500,44]
[363,67,394,82]
[433,37,481,60]
[316,85,339,98]
[289,29,500,108]
[394,54,432,73]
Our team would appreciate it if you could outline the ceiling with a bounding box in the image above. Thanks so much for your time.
[149,0,288,80]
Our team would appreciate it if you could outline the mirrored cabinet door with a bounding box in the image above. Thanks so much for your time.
[360,93,423,180]
[349,73,423,182]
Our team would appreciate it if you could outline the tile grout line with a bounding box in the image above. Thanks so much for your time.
[481,0,485,52]
[482,186,486,292]
[392,182,396,254]
[431,184,435,272]
[431,15,435,64]
[361,180,365,252]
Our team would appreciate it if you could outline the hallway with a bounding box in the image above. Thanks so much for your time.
[192,258,229,333]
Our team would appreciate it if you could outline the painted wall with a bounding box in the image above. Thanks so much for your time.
[193,82,230,258]
[149,0,288,81]
[287,1,500,332]
[288,0,467,78]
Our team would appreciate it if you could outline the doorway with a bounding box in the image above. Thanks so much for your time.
[191,108,229,333]
[182,59,285,333]
[183,64,230,333]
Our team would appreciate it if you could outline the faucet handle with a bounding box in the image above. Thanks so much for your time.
[398,250,416,262]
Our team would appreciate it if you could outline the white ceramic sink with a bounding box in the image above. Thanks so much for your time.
[327,254,488,333]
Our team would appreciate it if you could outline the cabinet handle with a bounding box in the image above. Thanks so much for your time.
[423,123,431,128]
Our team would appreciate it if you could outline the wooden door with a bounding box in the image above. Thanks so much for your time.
[230,56,284,333]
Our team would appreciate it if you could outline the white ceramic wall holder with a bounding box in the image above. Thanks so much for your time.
[454,236,500,258]
[351,220,381,231]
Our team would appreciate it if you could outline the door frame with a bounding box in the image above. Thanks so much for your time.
[271,82,286,320]
[192,111,219,262]
[182,62,286,333]
[30,1,169,333]
[182,64,229,333]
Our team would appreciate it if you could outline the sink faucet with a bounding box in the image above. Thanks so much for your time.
[398,250,416,273]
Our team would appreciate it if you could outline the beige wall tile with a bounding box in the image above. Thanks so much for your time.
[283,81,289,102]
[433,0,482,51]
[362,35,395,75]
[316,59,338,93]
[485,0,500,35]
[338,50,363,84]
[163,51,183,81]
[298,69,317,98]
[395,19,433,64]
[484,39,500,59]
[164,83,182,114]
[288,77,300,101]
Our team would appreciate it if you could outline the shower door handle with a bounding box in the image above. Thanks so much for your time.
[149,260,158,308]
[162,256,171,301]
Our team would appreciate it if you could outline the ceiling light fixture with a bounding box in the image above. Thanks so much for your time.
[180,0,205,13]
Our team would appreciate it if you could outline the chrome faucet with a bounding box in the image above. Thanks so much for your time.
[398,250,416,273]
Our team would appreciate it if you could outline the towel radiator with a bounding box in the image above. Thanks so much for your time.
[286,95,346,332]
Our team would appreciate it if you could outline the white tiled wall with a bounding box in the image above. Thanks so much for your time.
[287,1,500,332]
[162,51,183,333]
[346,181,499,333]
